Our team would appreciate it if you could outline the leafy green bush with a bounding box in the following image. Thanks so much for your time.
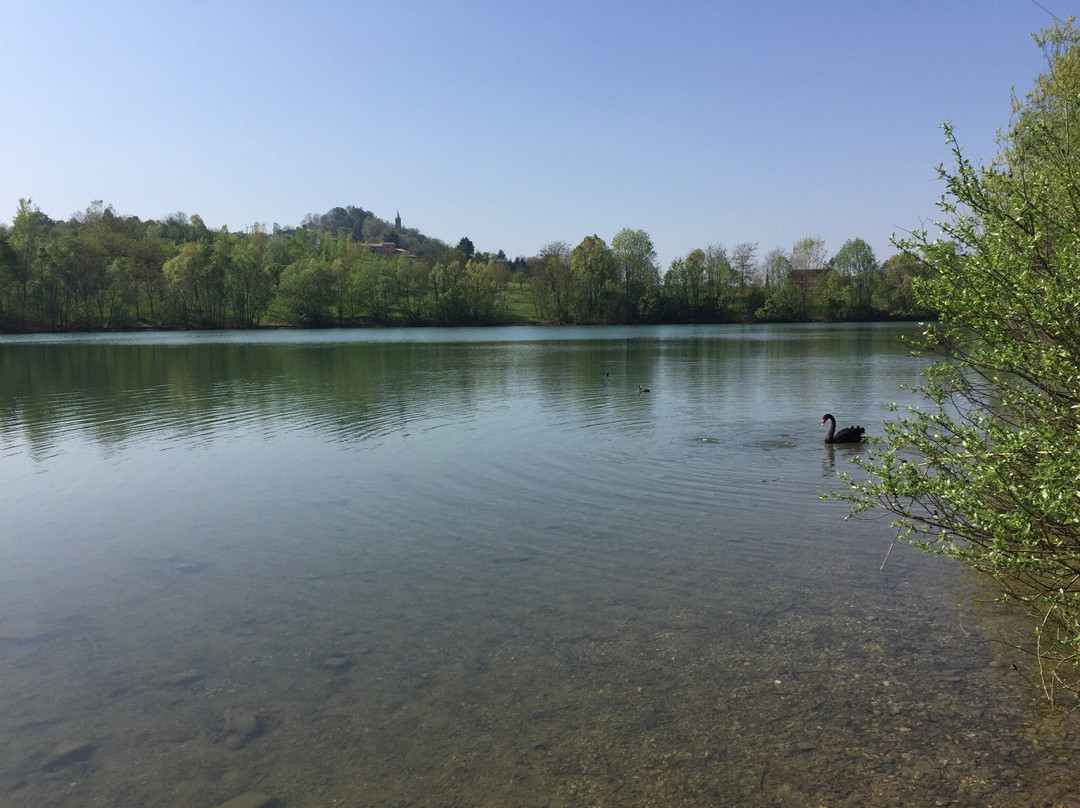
[837,21,1080,705]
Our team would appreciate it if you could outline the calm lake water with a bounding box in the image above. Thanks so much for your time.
[0,323,1074,807]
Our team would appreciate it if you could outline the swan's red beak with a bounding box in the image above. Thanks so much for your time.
[820,417,826,425]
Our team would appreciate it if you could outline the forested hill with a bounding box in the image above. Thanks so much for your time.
[297,205,448,258]
[0,198,932,332]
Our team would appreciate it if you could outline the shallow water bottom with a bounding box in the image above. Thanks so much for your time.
[1,524,1076,808]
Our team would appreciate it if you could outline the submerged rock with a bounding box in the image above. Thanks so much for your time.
[157,555,207,574]
[223,734,248,751]
[163,670,204,687]
[0,619,51,644]
[212,792,277,808]
[41,741,94,771]
[320,654,351,671]
[223,708,261,750]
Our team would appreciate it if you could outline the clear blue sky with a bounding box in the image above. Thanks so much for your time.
[0,1,1065,268]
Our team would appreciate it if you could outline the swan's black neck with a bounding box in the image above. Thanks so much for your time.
[822,414,836,442]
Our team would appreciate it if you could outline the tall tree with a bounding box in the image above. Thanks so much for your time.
[569,235,617,319]
[611,227,659,306]
[162,242,212,325]
[830,237,878,318]
[7,199,54,328]
[756,249,799,320]
[665,248,707,316]
[533,241,572,321]
[462,258,501,323]
[395,254,429,324]
[278,257,334,325]
[430,260,465,324]
[227,232,273,326]
[758,246,785,288]
[873,252,928,318]
[456,237,475,259]
[731,242,758,287]
[789,235,827,272]
[702,243,739,319]
[357,253,402,324]
[132,224,174,321]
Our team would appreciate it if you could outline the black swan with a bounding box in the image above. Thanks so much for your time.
[821,413,864,444]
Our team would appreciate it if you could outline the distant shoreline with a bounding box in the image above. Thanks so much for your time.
[0,314,928,337]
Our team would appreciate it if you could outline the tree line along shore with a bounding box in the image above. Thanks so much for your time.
[0,200,929,333]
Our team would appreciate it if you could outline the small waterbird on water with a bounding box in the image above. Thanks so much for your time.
[639,385,650,394]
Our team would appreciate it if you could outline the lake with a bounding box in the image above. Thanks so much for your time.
[0,323,1071,806]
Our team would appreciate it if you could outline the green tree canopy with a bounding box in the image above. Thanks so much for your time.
[0,196,926,331]
[830,237,878,318]
[569,235,617,319]
[611,227,658,303]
